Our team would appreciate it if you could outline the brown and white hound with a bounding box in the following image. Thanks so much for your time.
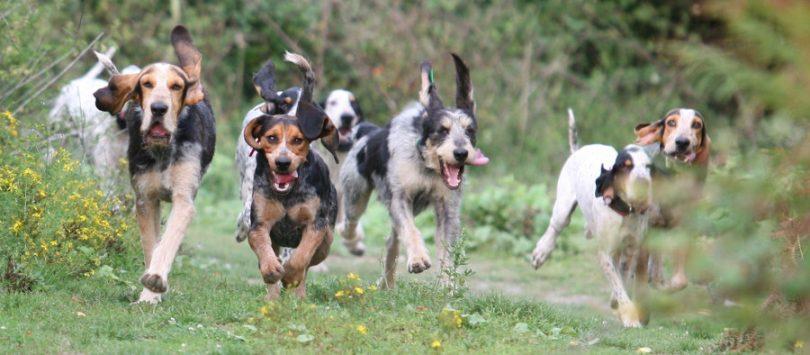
[93,26,215,304]
[634,108,711,291]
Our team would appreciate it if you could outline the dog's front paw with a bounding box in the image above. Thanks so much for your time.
[140,273,168,293]
[531,239,555,269]
[407,253,432,273]
[617,302,644,328]
[133,288,162,304]
[259,260,285,284]
[663,273,688,293]
[265,283,281,301]
[343,239,366,257]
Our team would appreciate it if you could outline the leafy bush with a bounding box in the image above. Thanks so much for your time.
[0,111,137,291]
[462,177,582,256]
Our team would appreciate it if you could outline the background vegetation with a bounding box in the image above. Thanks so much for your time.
[0,0,807,352]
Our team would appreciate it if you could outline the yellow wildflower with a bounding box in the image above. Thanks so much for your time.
[10,220,23,233]
[431,339,442,350]
[369,285,378,292]
[347,272,359,281]
[37,189,46,198]
[335,290,346,298]
[260,305,271,317]
[354,287,364,295]
[356,324,367,335]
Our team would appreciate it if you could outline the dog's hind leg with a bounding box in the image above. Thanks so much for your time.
[338,173,370,256]
[531,177,577,269]
[379,229,399,289]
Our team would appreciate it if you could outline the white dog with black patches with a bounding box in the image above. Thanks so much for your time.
[317,89,377,256]
[49,49,139,186]
[531,123,655,327]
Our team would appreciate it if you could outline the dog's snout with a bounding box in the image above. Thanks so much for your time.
[275,156,292,171]
[150,102,168,117]
[340,114,354,129]
[675,137,690,151]
[453,148,469,162]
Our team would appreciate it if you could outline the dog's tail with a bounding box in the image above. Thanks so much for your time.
[567,108,579,154]
[93,48,119,76]
[284,51,315,103]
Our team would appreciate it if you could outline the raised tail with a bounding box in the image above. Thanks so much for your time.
[284,51,315,103]
[567,108,579,154]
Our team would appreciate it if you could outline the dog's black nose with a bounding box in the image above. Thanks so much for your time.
[453,148,469,162]
[340,114,354,129]
[275,157,292,171]
[675,137,690,151]
[151,103,168,117]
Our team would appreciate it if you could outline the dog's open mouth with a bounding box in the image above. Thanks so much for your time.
[667,150,696,163]
[145,123,170,145]
[440,160,465,190]
[337,128,353,151]
[271,170,298,193]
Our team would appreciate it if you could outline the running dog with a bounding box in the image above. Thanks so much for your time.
[318,89,378,256]
[531,129,656,327]
[634,108,711,291]
[339,54,488,288]
[93,26,214,304]
[239,53,339,299]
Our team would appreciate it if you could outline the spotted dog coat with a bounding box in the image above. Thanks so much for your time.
[93,26,213,304]
[238,53,339,299]
[339,54,488,288]
[531,142,655,328]
[316,89,378,256]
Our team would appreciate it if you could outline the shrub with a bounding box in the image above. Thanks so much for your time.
[0,111,137,291]
[462,176,582,256]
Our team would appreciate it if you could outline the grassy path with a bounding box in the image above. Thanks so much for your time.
[0,192,727,353]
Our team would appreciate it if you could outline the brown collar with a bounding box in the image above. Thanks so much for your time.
[608,197,634,217]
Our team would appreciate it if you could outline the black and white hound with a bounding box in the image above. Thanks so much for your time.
[338,54,488,288]
[531,114,655,327]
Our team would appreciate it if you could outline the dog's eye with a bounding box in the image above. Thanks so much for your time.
[329,101,337,106]
[666,119,676,127]
[170,84,183,91]
[292,137,304,145]
[439,127,450,135]
[691,121,702,129]
[142,82,154,89]
[466,127,475,135]
[266,135,278,143]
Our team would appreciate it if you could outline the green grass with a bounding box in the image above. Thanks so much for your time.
[0,164,730,353]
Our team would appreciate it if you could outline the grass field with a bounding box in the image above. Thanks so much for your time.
[0,153,730,354]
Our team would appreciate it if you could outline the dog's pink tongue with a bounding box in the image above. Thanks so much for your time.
[274,171,298,184]
[468,148,490,166]
[445,164,461,187]
[149,124,169,137]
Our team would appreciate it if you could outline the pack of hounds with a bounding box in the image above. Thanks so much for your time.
[51,26,711,328]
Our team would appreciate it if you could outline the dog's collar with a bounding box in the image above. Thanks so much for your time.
[608,197,633,217]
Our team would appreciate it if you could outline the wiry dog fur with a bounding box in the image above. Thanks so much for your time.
[93,26,214,304]
[531,119,656,327]
[339,54,488,288]
[237,53,339,299]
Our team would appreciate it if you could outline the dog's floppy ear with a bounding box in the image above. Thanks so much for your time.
[694,134,711,166]
[243,117,265,150]
[451,53,475,115]
[350,94,365,121]
[595,165,615,202]
[171,25,205,106]
[253,59,279,104]
[419,60,443,112]
[297,101,339,163]
[634,119,664,146]
[94,72,141,114]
